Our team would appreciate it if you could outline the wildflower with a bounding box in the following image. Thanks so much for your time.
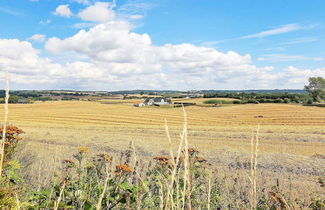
[104,154,112,162]
[98,154,112,162]
[154,156,172,166]
[153,156,169,162]
[78,146,88,153]
[269,191,288,209]
[116,164,133,173]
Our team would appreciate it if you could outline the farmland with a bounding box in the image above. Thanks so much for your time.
[5,99,325,157]
[1,99,325,208]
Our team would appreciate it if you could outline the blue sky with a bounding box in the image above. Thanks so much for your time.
[0,0,324,90]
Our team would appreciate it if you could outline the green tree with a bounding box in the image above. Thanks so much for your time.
[304,77,325,102]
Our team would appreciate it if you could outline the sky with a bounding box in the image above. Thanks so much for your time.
[0,0,324,90]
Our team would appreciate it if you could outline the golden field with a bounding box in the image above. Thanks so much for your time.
[2,99,324,205]
[3,99,325,157]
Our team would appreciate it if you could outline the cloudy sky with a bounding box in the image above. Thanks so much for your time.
[0,0,324,90]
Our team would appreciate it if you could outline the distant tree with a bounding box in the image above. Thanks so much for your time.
[304,77,325,102]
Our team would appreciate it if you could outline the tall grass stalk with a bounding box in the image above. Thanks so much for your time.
[207,178,211,210]
[159,179,164,209]
[250,125,260,210]
[164,119,175,209]
[131,141,141,210]
[165,106,191,210]
[54,180,66,210]
[15,192,20,210]
[181,105,191,209]
[0,69,9,177]
[96,163,111,210]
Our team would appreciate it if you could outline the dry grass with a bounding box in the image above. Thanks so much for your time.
[1,100,324,208]
[3,101,324,157]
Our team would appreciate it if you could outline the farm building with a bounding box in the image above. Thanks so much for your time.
[133,101,146,107]
[134,97,172,107]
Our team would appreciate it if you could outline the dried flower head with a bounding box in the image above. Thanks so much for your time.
[0,126,24,143]
[188,148,199,155]
[154,156,172,166]
[116,164,133,173]
[153,156,169,162]
[4,142,11,146]
[160,160,170,165]
[269,191,288,209]
[14,136,23,141]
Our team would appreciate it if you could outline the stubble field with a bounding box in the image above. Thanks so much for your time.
[5,99,325,157]
[2,99,325,207]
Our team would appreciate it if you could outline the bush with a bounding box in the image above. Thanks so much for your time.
[247,99,259,104]
[274,98,284,103]
[203,100,233,104]
[283,98,291,103]
[307,99,313,104]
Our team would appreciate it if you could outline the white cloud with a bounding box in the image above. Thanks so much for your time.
[78,2,115,22]
[0,7,24,16]
[42,21,306,90]
[241,24,303,39]
[0,39,62,78]
[73,22,96,29]
[1,8,323,90]
[2,37,324,90]
[275,66,325,88]
[28,34,46,43]
[53,4,73,18]
[0,39,117,89]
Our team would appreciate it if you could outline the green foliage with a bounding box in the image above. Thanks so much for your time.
[0,126,25,209]
[307,99,314,104]
[304,77,325,102]
[203,92,310,104]
[309,197,325,209]
[204,99,234,104]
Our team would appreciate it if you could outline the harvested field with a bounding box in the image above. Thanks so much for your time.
[2,100,324,208]
[4,100,325,156]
